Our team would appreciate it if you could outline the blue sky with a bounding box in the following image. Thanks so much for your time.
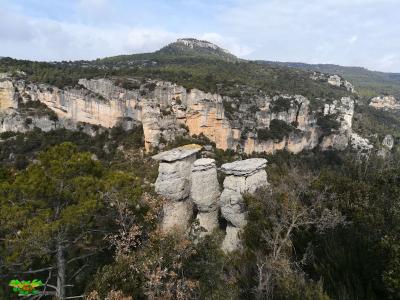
[0,0,399,72]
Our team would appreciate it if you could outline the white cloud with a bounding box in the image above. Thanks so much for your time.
[0,8,252,62]
[0,0,399,72]
[78,0,108,11]
[199,32,254,57]
[217,0,400,71]
[348,35,358,44]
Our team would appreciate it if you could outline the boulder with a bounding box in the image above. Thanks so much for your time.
[382,135,394,149]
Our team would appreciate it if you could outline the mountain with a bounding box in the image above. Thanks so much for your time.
[0,39,351,101]
[261,61,400,97]
[158,38,239,61]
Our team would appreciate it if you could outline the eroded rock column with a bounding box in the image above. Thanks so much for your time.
[152,144,202,232]
[220,158,268,252]
[190,158,220,235]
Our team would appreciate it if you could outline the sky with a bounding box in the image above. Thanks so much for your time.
[0,0,399,72]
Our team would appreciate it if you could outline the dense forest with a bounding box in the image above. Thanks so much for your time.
[0,126,399,299]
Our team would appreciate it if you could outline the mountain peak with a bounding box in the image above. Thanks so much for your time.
[158,38,238,61]
[176,38,229,53]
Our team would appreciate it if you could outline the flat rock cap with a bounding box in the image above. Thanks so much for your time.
[192,158,216,172]
[221,158,267,176]
[152,144,202,162]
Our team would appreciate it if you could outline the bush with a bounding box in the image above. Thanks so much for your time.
[317,114,340,135]
[270,97,292,113]
[257,119,299,141]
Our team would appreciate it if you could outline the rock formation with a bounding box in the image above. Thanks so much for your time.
[1,73,361,156]
[320,97,355,150]
[220,158,268,252]
[378,134,395,158]
[310,72,355,93]
[370,96,400,110]
[152,144,202,232]
[382,134,394,149]
[152,147,269,251]
[190,158,220,235]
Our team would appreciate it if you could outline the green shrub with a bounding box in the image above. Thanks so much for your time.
[257,119,299,141]
[270,97,292,113]
[317,114,340,135]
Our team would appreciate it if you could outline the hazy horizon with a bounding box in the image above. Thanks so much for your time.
[1,0,399,73]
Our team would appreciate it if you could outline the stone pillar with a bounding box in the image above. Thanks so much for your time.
[152,144,202,232]
[220,158,268,252]
[190,158,220,235]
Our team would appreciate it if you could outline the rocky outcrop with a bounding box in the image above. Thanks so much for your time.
[320,97,355,150]
[370,96,400,110]
[152,144,202,232]
[311,72,355,93]
[190,158,220,235]
[382,134,394,149]
[350,133,373,153]
[0,80,18,110]
[0,110,56,133]
[220,158,268,252]
[152,147,270,251]
[377,134,394,158]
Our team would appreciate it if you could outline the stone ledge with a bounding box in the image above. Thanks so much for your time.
[221,158,267,176]
[152,144,202,162]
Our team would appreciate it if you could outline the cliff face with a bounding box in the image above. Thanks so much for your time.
[0,74,358,154]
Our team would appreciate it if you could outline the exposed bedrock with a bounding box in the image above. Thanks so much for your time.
[220,158,268,252]
[152,144,202,232]
[190,158,220,235]
[320,97,355,150]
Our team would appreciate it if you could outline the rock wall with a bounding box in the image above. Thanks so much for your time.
[0,74,358,155]
[0,80,18,110]
[320,97,355,150]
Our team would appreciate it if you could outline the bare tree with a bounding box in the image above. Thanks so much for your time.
[253,169,346,300]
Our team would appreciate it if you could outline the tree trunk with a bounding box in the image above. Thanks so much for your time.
[56,241,66,300]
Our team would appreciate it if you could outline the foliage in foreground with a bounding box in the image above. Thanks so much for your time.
[0,130,399,299]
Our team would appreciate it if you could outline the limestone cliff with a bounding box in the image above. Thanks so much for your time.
[0,74,359,154]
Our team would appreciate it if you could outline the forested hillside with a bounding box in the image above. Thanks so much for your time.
[263,61,400,98]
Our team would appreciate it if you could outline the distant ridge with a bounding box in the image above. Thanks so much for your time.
[260,61,400,97]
